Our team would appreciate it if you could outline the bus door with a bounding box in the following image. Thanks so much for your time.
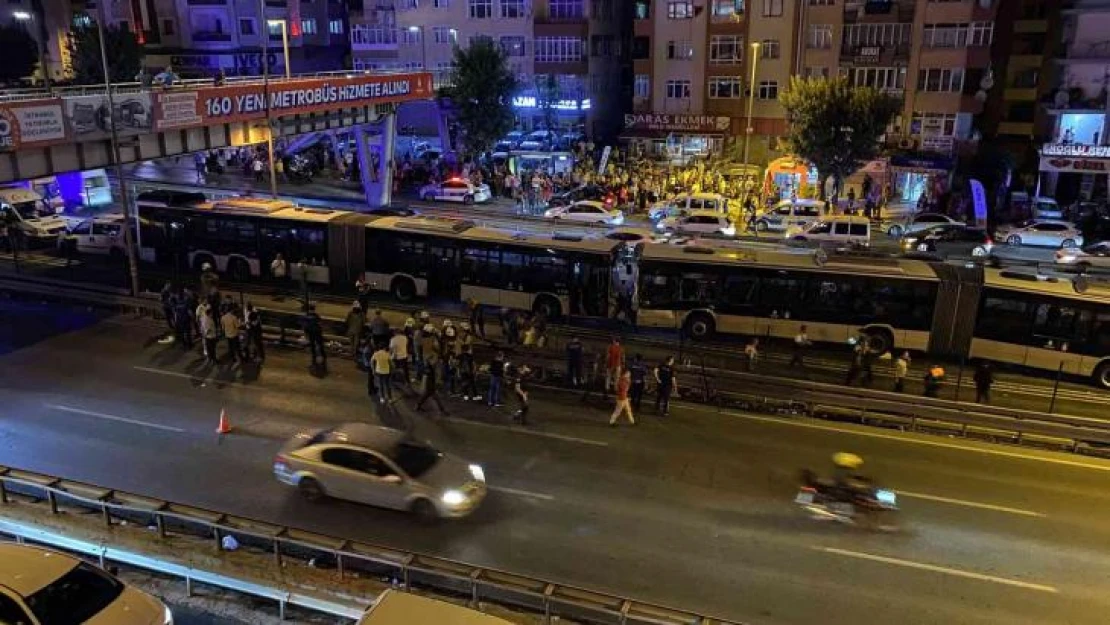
[425,241,461,300]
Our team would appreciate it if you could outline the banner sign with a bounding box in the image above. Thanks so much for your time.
[64,93,153,142]
[597,145,612,175]
[0,99,67,151]
[1039,156,1110,174]
[969,178,987,227]
[153,72,433,131]
[623,113,732,134]
[1040,143,1110,158]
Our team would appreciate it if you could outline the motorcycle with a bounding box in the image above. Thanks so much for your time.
[795,469,899,531]
[286,154,315,184]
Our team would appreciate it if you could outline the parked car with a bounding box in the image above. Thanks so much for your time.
[518,130,554,151]
[273,423,487,519]
[755,199,827,232]
[1054,241,1110,272]
[899,224,993,259]
[886,212,964,238]
[995,219,1084,248]
[788,215,871,248]
[545,185,614,209]
[67,214,131,258]
[543,200,624,225]
[656,209,737,237]
[648,193,729,221]
[0,543,173,625]
[418,178,492,204]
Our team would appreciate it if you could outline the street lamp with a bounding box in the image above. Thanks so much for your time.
[408,25,428,74]
[742,41,762,169]
[267,19,291,80]
[12,10,50,91]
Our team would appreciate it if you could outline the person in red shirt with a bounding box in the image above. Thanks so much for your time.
[609,370,635,426]
[604,337,624,395]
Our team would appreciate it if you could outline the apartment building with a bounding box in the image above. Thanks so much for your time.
[86,0,350,77]
[7,0,72,83]
[349,0,630,138]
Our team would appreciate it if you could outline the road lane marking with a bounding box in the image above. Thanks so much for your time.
[44,404,185,433]
[133,366,261,390]
[682,404,1110,474]
[489,486,555,501]
[815,547,1059,594]
[441,417,608,447]
[895,490,1046,518]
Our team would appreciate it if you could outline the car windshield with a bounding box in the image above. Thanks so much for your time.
[388,441,441,477]
[26,562,125,625]
[11,199,53,220]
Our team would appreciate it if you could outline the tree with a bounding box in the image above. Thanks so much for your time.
[443,39,519,155]
[0,25,39,85]
[68,25,144,85]
[779,76,901,199]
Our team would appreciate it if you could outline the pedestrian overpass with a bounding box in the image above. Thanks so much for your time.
[0,70,434,206]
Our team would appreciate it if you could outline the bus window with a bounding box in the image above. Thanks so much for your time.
[759,275,805,314]
[721,275,757,310]
[1090,311,1110,354]
[975,294,1031,343]
[527,254,569,292]
[462,246,499,286]
[1031,303,1090,347]
[639,269,678,308]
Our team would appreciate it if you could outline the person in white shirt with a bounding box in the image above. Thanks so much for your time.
[270,253,287,280]
[220,309,242,363]
[389,329,411,386]
[790,325,811,368]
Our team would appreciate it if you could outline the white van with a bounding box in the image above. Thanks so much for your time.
[68,214,131,258]
[0,187,69,243]
[788,215,871,248]
[649,193,729,221]
[755,198,828,232]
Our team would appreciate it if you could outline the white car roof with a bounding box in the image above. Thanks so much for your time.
[682,209,728,217]
[572,200,608,210]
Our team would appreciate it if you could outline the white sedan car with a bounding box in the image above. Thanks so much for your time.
[544,200,624,225]
[419,178,492,204]
[656,210,736,237]
[886,212,964,238]
[1055,241,1110,271]
[995,219,1084,248]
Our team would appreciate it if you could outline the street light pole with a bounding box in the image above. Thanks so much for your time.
[270,20,291,80]
[742,41,762,168]
[95,5,141,296]
[259,0,279,198]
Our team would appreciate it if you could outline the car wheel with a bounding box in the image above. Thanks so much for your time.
[755,221,768,232]
[683,312,716,341]
[1062,238,1078,249]
[391,277,416,303]
[888,225,903,238]
[463,195,474,205]
[971,246,988,258]
[532,294,561,320]
[411,498,438,522]
[1007,235,1022,246]
[298,478,325,502]
[422,192,436,201]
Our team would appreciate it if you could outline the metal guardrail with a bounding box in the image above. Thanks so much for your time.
[0,518,368,621]
[0,467,745,625]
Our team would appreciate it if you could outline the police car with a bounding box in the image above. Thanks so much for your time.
[419,178,492,205]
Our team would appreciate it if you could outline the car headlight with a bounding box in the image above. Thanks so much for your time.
[442,490,466,506]
[655,222,666,230]
[164,605,174,625]
[469,464,485,482]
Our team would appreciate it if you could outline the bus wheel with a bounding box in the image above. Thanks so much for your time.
[1094,362,1110,390]
[683,313,715,340]
[864,329,894,356]
[463,194,474,205]
[391,277,416,303]
[533,295,561,320]
[227,258,250,282]
[755,221,769,232]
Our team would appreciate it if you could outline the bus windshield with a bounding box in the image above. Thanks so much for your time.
[12,199,54,220]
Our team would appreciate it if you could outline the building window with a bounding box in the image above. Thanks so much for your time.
[805,66,829,78]
[969,21,994,46]
[850,66,906,90]
[911,112,958,137]
[709,35,742,64]
[760,39,779,59]
[712,0,744,17]
[435,0,449,6]
[843,23,911,47]
[550,0,584,18]
[635,0,649,18]
[922,22,991,48]
[301,18,317,34]
[470,34,493,48]
[500,35,526,56]
[328,19,343,34]
[762,0,782,16]
[667,0,693,18]
[239,18,255,35]
[757,80,778,99]
[634,74,650,98]
[501,0,525,17]
[535,36,584,62]
[632,35,650,59]
[469,0,493,18]
[666,79,691,99]
[807,24,832,49]
[432,26,456,43]
[667,40,694,60]
[351,24,398,45]
[709,76,743,98]
[917,67,964,92]
[401,27,421,44]
[161,19,175,35]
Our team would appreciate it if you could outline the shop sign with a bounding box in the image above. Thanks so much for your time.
[512,96,590,110]
[1039,157,1110,174]
[890,153,953,173]
[153,72,433,131]
[623,113,732,134]
[921,135,954,154]
[855,46,881,64]
[0,98,67,151]
[1041,143,1110,158]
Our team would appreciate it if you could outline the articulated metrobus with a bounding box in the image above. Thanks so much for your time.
[134,192,1110,388]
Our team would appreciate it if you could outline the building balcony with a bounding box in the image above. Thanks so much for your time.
[533,9,586,23]
[191,31,233,42]
[839,43,910,65]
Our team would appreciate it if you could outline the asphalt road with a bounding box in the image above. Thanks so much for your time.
[2,302,1110,625]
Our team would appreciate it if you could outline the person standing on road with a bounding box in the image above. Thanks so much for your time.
[860,343,876,387]
[654,356,676,416]
[458,344,479,401]
[415,355,448,415]
[467,298,485,339]
[609,370,635,426]
[244,303,264,362]
[743,337,760,372]
[923,364,945,398]
[220,306,242,364]
[604,337,624,396]
[345,302,365,358]
[252,156,264,182]
[893,351,910,393]
[301,305,326,369]
[389,329,411,387]
[199,308,219,365]
[511,364,532,425]
[368,309,390,349]
[160,282,176,335]
[566,336,584,387]
[487,351,506,407]
[790,325,811,368]
[270,253,287,281]
[845,340,864,386]
[173,291,194,349]
[628,354,647,412]
[371,344,393,403]
[974,361,994,404]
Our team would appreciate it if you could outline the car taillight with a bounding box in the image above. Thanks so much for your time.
[984,236,993,245]
[274,455,288,470]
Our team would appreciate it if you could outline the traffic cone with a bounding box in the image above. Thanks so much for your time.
[216,408,232,434]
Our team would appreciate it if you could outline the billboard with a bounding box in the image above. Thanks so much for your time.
[153,72,434,131]
[64,93,154,142]
[0,99,67,151]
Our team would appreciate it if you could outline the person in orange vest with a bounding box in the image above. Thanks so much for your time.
[609,370,635,426]
[604,336,624,396]
[923,364,945,398]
